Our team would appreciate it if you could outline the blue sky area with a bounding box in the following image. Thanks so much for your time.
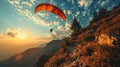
[0,0,120,38]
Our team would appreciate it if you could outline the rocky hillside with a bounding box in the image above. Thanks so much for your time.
[42,6,120,67]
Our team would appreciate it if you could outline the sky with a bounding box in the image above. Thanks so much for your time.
[0,0,120,61]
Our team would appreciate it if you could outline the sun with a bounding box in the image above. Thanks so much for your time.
[17,33,26,40]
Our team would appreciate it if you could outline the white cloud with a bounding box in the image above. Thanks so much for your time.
[58,25,64,30]
[100,2,106,7]
[53,21,59,26]
[47,22,71,40]
[5,28,21,37]
[100,0,109,7]
[63,9,67,14]
[8,0,72,40]
[0,28,24,38]
[82,11,87,16]
[72,0,75,4]
[76,11,80,15]
[61,3,65,6]
[78,0,93,10]
[107,4,116,11]
[0,28,51,44]
[96,9,99,12]
[66,0,75,4]
[75,11,80,16]
[8,0,20,5]
[50,0,53,3]
[78,0,85,7]
[30,0,35,3]
[98,0,102,5]
[22,1,32,7]
[8,0,59,28]
[38,13,49,17]
[67,10,72,15]
[18,8,51,27]
[89,15,93,21]
[35,36,52,44]
[67,0,71,2]
[0,28,51,45]
[65,22,71,31]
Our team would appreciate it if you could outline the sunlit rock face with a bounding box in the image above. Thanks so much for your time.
[96,34,118,46]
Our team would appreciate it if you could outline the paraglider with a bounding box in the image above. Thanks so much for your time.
[50,29,53,33]
[34,3,66,21]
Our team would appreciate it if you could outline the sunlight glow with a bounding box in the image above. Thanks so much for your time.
[17,33,26,40]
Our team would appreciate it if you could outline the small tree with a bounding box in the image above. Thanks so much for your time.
[98,8,108,19]
[93,12,100,21]
[90,8,108,23]
[70,17,81,32]
[70,17,82,39]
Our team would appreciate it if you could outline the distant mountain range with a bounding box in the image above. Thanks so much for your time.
[0,40,61,67]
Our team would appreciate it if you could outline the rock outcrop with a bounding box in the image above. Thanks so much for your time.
[96,34,119,46]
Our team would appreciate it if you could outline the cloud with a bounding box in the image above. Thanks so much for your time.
[96,9,99,12]
[65,22,71,31]
[89,15,93,21]
[8,0,20,5]
[37,12,49,18]
[63,9,67,14]
[8,0,72,40]
[107,4,116,11]
[36,36,52,44]
[22,1,32,7]
[98,0,102,5]
[5,28,20,38]
[8,0,60,28]
[78,0,85,7]
[75,11,80,16]
[48,22,72,40]
[67,10,72,15]
[9,0,35,8]
[53,21,59,26]
[78,0,93,10]
[6,32,16,37]
[66,0,75,4]
[100,0,109,7]
[67,0,70,2]
[18,9,51,27]
[50,0,54,3]
[71,0,75,4]
[0,28,22,39]
[82,11,87,16]
[0,28,51,45]
[30,0,35,3]
[61,3,65,6]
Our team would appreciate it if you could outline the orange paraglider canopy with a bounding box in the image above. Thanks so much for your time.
[34,3,66,21]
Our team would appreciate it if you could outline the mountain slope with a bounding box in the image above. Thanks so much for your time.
[43,6,120,67]
[36,40,61,67]
[0,40,61,67]
[0,47,43,67]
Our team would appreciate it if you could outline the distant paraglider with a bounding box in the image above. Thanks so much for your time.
[34,3,66,21]
[50,29,53,33]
